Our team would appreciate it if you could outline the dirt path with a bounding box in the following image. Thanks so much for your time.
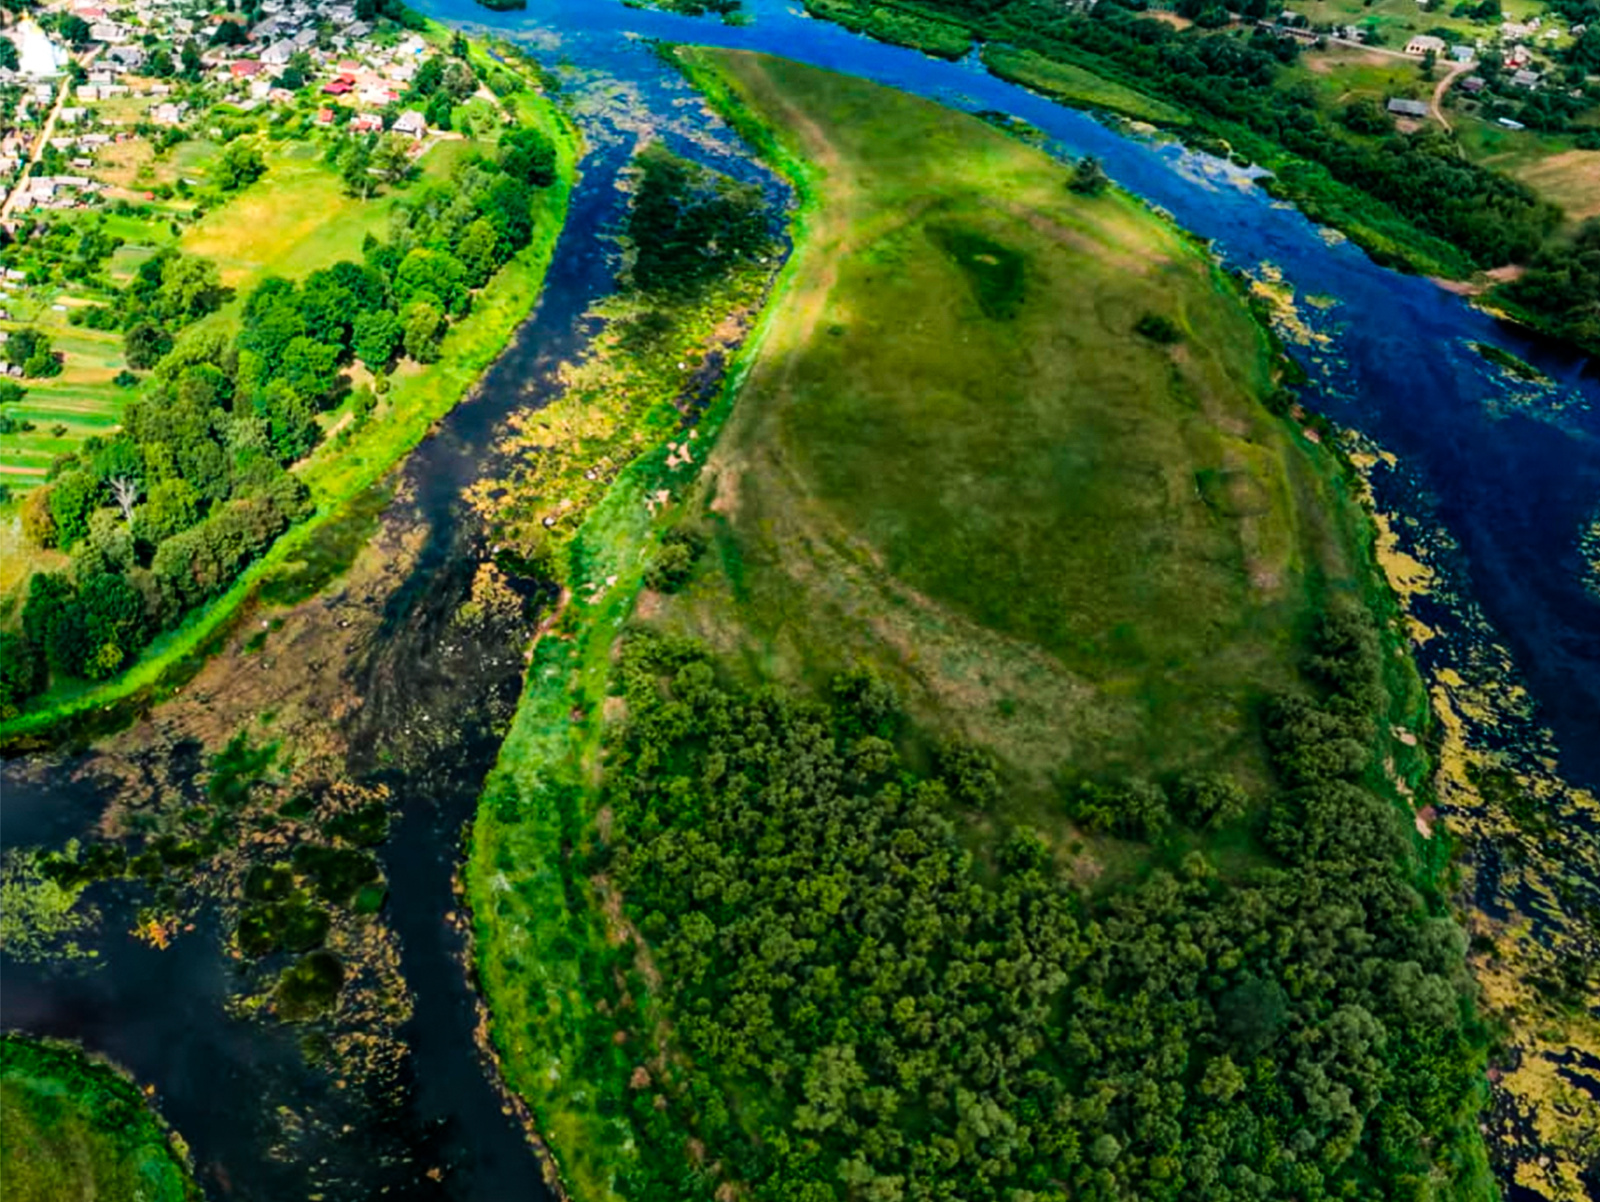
[1431,59,1475,131]
[1,47,100,223]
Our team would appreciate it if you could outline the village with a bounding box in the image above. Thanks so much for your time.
[0,0,445,218]
[1258,4,1590,112]
[0,0,533,509]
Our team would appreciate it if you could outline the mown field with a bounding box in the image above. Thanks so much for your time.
[0,1036,199,1202]
[649,49,1355,799]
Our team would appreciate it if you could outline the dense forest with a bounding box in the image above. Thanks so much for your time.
[803,0,1599,350]
[0,80,558,718]
[593,601,1490,1201]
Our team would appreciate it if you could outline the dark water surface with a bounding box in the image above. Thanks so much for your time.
[4,2,1598,1199]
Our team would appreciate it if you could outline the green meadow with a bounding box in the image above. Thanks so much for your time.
[0,1036,200,1202]
[650,49,1358,799]
[982,44,1190,124]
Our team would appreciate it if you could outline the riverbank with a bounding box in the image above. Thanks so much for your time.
[464,140,791,1202]
[0,27,579,752]
[0,1034,201,1202]
[777,0,1595,356]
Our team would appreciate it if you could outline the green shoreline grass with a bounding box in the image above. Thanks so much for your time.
[0,30,578,751]
[0,1035,201,1202]
[463,151,801,1202]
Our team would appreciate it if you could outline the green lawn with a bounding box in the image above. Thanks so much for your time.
[180,145,401,292]
[0,1037,199,1202]
[649,49,1355,796]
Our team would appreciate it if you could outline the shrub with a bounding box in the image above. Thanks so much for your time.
[1134,313,1183,343]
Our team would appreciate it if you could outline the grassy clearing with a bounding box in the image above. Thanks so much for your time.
[182,144,395,292]
[1455,119,1600,225]
[648,49,1357,802]
[0,1036,200,1202]
[983,43,1190,124]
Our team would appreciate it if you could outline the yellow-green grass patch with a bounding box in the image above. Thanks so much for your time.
[1456,118,1600,224]
[650,50,1359,802]
[982,44,1191,124]
[180,151,396,291]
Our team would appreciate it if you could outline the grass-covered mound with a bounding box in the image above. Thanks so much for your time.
[469,49,1490,1202]
[656,50,1355,800]
[0,1036,200,1202]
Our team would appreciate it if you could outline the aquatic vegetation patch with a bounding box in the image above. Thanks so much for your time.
[0,842,100,962]
[237,895,331,957]
[322,800,391,847]
[273,950,346,1022]
[1350,440,1600,1200]
[1470,340,1552,384]
[290,845,382,908]
[0,1036,200,1202]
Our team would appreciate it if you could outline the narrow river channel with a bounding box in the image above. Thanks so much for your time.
[3,1,1597,1198]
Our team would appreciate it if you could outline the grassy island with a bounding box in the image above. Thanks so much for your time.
[470,49,1491,1202]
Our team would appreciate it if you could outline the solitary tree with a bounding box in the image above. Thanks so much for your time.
[1068,155,1109,197]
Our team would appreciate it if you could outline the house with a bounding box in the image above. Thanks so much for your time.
[1503,44,1532,67]
[1404,34,1447,55]
[292,27,317,47]
[1460,76,1486,93]
[322,76,352,95]
[1386,97,1430,117]
[106,45,146,70]
[1450,45,1474,62]
[150,101,189,125]
[57,106,85,124]
[261,40,295,65]
[1510,68,1540,88]
[315,106,335,124]
[231,59,265,78]
[391,109,426,138]
[89,21,129,43]
[87,68,115,85]
[351,112,381,132]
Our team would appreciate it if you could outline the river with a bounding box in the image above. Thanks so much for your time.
[3,1,1597,1199]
